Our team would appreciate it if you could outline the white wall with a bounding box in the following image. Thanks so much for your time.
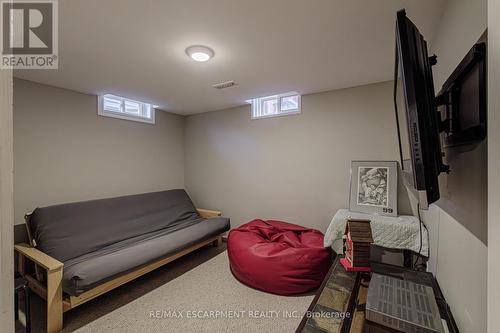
[13,79,186,226]
[185,81,411,232]
[487,0,500,331]
[421,206,487,332]
[430,0,488,89]
[421,0,488,332]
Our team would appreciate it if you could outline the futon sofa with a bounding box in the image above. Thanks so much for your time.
[15,189,229,333]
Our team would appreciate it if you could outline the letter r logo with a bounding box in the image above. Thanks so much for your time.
[2,1,53,54]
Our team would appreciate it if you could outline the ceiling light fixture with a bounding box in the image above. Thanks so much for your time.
[185,45,214,62]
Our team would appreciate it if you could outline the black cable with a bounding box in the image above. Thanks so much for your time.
[413,203,429,268]
[414,209,422,267]
[419,206,429,232]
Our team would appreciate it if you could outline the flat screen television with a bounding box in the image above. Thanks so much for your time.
[394,9,448,209]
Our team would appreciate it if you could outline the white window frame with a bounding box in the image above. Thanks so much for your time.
[98,94,156,124]
[249,91,301,120]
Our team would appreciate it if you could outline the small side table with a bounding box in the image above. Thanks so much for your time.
[324,209,429,268]
[15,274,31,333]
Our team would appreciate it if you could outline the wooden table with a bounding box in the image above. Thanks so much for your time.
[296,256,459,333]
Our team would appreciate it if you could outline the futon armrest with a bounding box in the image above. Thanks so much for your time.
[197,208,222,219]
[15,243,63,272]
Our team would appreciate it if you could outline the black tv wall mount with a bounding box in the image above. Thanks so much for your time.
[434,42,487,148]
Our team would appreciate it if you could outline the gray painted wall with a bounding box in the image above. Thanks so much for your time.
[487,0,500,328]
[0,61,14,333]
[13,79,186,231]
[185,81,411,232]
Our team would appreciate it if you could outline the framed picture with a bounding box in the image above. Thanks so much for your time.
[349,161,398,216]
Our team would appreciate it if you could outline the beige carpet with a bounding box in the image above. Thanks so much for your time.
[74,252,313,333]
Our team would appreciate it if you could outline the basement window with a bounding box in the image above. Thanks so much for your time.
[98,94,155,124]
[248,92,301,119]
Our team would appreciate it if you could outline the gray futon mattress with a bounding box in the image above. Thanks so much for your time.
[63,216,229,296]
[27,189,230,296]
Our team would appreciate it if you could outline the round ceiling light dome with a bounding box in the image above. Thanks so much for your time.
[185,45,214,62]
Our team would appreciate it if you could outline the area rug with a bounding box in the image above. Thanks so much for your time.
[75,251,314,333]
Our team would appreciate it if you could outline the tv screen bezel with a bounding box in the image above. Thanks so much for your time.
[394,9,443,209]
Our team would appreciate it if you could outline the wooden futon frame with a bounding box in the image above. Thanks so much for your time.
[14,208,224,333]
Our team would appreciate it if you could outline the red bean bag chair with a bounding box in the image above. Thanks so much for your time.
[227,219,331,295]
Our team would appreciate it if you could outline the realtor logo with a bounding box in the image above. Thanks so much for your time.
[1,0,58,69]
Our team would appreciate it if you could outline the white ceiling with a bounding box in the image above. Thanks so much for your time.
[14,0,447,115]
